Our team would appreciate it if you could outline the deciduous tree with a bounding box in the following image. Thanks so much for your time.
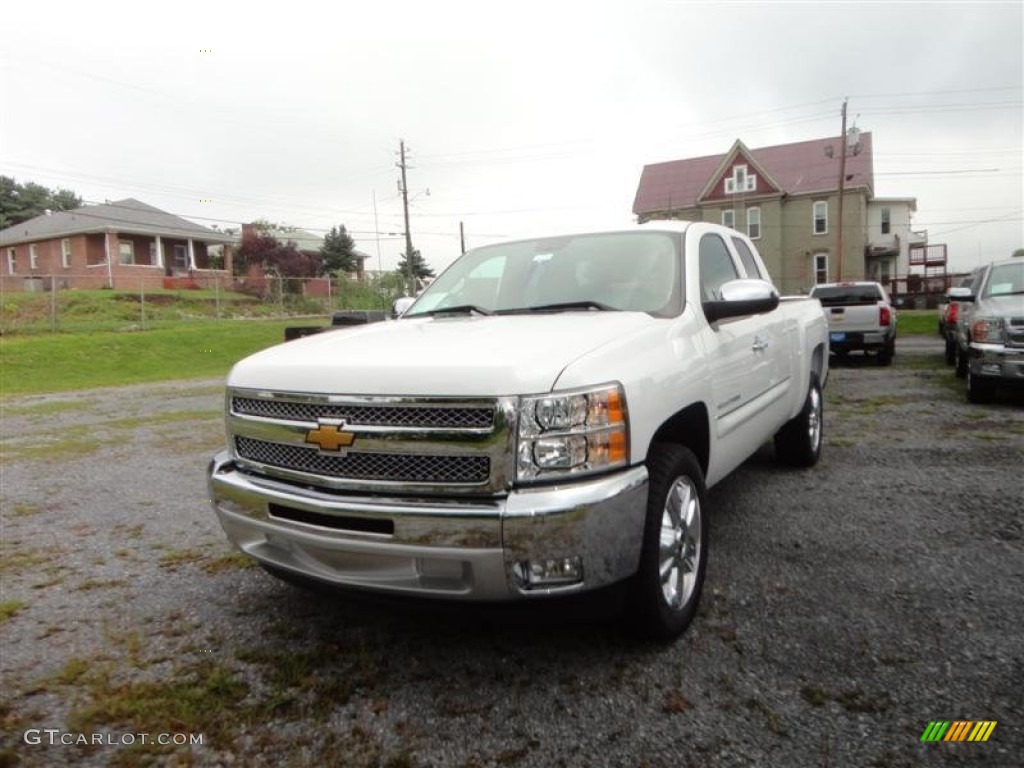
[0,176,82,228]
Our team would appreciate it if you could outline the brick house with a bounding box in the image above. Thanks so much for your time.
[0,198,236,292]
[633,133,926,295]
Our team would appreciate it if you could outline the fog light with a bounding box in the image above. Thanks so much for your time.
[513,556,584,589]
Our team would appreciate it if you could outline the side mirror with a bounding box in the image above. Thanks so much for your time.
[392,296,416,318]
[703,279,780,323]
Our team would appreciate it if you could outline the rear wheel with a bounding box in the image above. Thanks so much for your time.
[955,345,968,378]
[774,375,823,467]
[944,337,957,365]
[630,444,708,641]
[877,342,893,366]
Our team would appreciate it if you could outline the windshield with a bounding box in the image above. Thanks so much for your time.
[981,262,1024,298]
[403,231,682,317]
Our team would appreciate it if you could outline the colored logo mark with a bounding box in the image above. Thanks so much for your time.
[920,721,997,742]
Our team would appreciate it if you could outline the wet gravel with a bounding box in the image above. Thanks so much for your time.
[1,338,1022,767]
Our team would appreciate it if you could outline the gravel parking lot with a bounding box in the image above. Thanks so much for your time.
[1,336,1022,767]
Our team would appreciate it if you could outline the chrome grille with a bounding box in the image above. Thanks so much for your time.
[232,397,494,429]
[236,437,490,485]
[1007,317,1024,348]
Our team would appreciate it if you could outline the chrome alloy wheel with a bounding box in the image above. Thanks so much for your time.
[807,385,822,451]
[659,476,702,609]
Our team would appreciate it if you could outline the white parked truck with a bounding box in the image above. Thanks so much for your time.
[209,221,829,639]
[809,281,897,365]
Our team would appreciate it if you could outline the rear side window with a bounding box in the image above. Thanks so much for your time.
[810,285,884,306]
[731,237,763,280]
[699,234,740,301]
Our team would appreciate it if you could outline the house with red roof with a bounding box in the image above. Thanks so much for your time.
[0,198,236,292]
[633,133,926,295]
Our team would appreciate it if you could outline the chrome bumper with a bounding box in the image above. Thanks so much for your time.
[208,451,648,600]
[969,343,1024,383]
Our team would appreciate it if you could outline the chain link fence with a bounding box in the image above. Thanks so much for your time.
[0,273,409,334]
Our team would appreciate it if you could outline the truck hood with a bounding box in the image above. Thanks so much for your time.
[228,313,659,396]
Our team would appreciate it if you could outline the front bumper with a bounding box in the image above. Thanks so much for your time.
[208,451,648,600]
[968,342,1024,384]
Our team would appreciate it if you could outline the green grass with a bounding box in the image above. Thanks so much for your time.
[0,600,28,625]
[0,320,296,395]
[1,283,395,335]
[897,309,939,336]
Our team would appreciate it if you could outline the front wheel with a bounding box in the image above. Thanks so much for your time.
[966,369,996,404]
[774,375,823,467]
[629,444,708,641]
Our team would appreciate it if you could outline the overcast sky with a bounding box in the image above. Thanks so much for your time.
[2,0,1021,274]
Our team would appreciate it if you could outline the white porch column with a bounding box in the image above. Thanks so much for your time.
[104,232,114,288]
[187,238,196,271]
[156,235,164,269]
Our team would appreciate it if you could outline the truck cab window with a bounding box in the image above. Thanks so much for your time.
[730,237,763,280]
[699,234,740,301]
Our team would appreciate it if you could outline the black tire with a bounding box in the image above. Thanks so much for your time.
[944,337,957,366]
[877,341,893,366]
[955,345,968,379]
[774,374,824,467]
[966,369,996,404]
[629,444,708,641]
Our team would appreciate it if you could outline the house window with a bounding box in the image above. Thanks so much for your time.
[29,244,39,270]
[813,201,828,235]
[6,248,15,274]
[814,253,829,284]
[61,239,72,268]
[118,241,135,265]
[724,164,757,194]
[721,209,735,229]
[747,207,761,240]
[881,208,891,235]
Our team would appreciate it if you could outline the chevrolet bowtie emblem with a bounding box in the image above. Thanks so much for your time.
[305,422,356,452]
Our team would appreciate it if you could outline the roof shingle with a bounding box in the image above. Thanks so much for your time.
[633,133,874,216]
[0,198,236,246]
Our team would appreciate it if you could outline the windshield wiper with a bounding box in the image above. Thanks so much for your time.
[415,304,493,317]
[498,301,617,314]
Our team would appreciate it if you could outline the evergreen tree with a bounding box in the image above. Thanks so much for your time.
[320,225,358,274]
[395,249,434,292]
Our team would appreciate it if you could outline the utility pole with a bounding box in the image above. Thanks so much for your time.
[398,139,416,296]
[836,98,848,282]
[460,221,466,254]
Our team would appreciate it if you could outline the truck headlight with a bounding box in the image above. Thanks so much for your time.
[972,318,1004,344]
[517,384,629,482]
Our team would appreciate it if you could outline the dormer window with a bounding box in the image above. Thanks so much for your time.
[724,164,757,194]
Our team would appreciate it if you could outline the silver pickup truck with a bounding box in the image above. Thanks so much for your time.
[954,258,1024,403]
[809,281,897,365]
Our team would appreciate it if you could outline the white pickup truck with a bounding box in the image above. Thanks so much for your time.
[809,281,897,365]
[209,221,828,640]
